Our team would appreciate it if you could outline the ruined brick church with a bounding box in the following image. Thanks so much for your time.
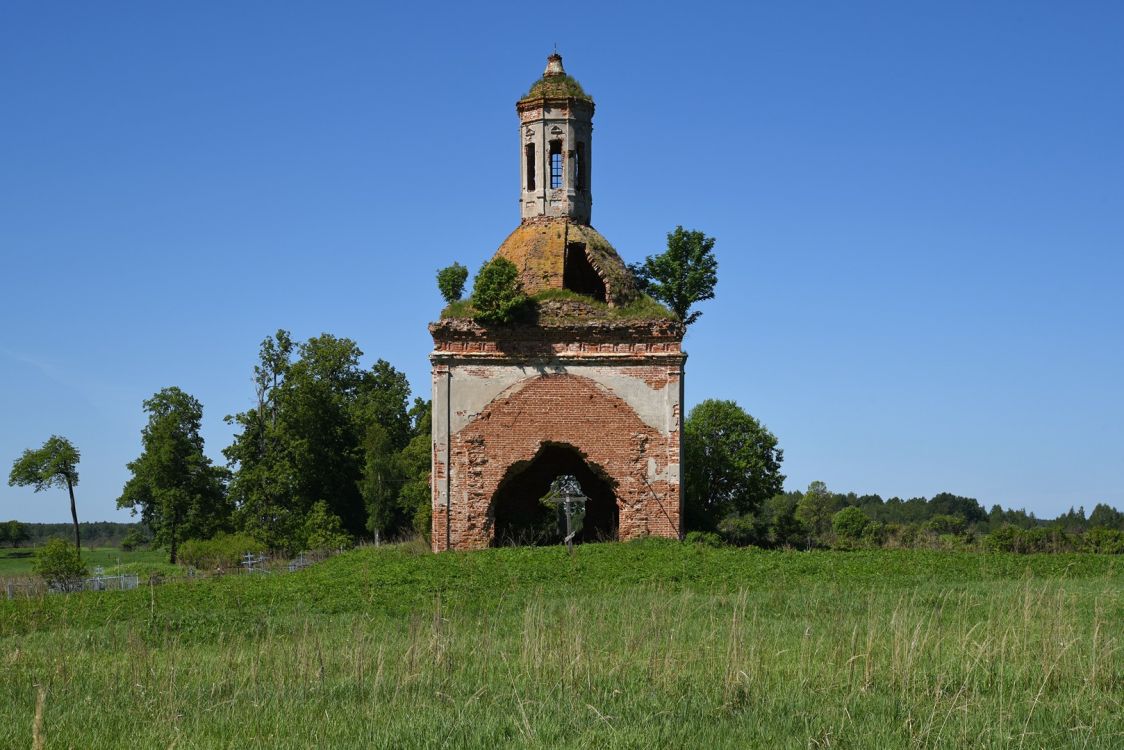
[429,54,685,551]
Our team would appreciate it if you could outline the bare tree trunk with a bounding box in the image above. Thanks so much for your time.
[169,513,178,565]
[66,476,80,553]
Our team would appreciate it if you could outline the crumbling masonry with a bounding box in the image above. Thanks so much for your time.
[430,55,685,550]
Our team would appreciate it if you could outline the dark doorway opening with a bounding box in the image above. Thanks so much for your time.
[563,243,607,302]
[491,443,618,547]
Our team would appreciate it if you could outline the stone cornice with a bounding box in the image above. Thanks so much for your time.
[429,318,686,367]
[430,350,687,368]
[516,97,595,115]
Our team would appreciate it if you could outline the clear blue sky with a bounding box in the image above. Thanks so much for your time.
[2,1,1122,523]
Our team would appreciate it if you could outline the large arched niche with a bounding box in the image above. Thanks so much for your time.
[491,442,618,546]
[450,373,664,549]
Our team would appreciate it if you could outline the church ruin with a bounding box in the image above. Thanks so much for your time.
[429,54,685,551]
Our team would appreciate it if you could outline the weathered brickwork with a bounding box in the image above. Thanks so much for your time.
[428,55,686,551]
[430,320,685,551]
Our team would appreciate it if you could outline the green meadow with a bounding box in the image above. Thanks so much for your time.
[0,545,167,578]
[1,541,1120,748]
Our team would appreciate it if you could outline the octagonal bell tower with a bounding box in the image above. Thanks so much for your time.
[519,53,593,223]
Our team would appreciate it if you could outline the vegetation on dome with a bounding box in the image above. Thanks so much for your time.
[533,289,674,321]
[522,74,592,102]
[440,289,674,324]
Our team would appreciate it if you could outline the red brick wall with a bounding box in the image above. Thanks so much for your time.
[430,318,685,552]
[432,372,680,550]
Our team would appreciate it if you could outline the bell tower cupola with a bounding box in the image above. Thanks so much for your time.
[518,53,593,224]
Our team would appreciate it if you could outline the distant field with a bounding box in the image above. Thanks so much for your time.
[1,541,1120,748]
[0,545,166,577]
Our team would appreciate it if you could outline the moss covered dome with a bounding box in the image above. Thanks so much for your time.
[492,217,637,307]
[520,53,593,103]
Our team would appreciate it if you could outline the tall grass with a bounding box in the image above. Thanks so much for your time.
[0,543,1120,748]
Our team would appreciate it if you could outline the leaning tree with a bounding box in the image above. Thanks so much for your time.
[9,435,83,551]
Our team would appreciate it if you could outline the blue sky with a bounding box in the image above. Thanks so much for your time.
[2,1,1122,523]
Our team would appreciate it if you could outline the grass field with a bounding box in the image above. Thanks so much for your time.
[0,545,168,578]
[1,540,1120,748]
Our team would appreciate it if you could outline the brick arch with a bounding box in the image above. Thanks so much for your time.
[450,373,672,549]
[490,440,619,546]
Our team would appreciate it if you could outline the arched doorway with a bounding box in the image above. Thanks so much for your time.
[491,442,618,547]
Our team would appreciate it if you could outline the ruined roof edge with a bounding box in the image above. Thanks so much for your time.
[429,317,684,342]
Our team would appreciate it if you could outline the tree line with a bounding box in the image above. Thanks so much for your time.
[117,331,431,562]
[682,398,1124,553]
[7,224,1122,559]
[13,374,1122,562]
[5,330,430,563]
[0,521,141,549]
[8,225,719,562]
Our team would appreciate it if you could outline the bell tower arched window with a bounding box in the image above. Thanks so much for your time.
[549,140,563,189]
[516,54,594,224]
[575,142,586,193]
[525,143,536,191]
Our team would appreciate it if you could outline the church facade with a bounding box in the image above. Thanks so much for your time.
[429,55,685,551]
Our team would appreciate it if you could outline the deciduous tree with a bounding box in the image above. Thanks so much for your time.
[281,334,369,537]
[684,400,784,532]
[761,493,805,547]
[436,262,469,304]
[225,331,418,549]
[630,226,718,325]
[303,501,353,551]
[1089,503,1124,530]
[32,538,88,592]
[118,387,230,563]
[224,330,297,548]
[927,492,987,524]
[358,422,399,540]
[7,520,31,548]
[795,481,844,544]
[398,399,434,536]
[9,436,82,551]
[472,257,527,325]
[832,506,870,541]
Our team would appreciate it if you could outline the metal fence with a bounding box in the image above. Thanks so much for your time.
[86,567,141,592]
[3,548,343,600]
[5,570,140,599]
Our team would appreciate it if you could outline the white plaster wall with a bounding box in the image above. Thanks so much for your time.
[446,364,679,436]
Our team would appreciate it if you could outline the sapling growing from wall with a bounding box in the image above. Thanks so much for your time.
[436,262,469,303]
[630,226,718,326]
[471,257,528,325]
